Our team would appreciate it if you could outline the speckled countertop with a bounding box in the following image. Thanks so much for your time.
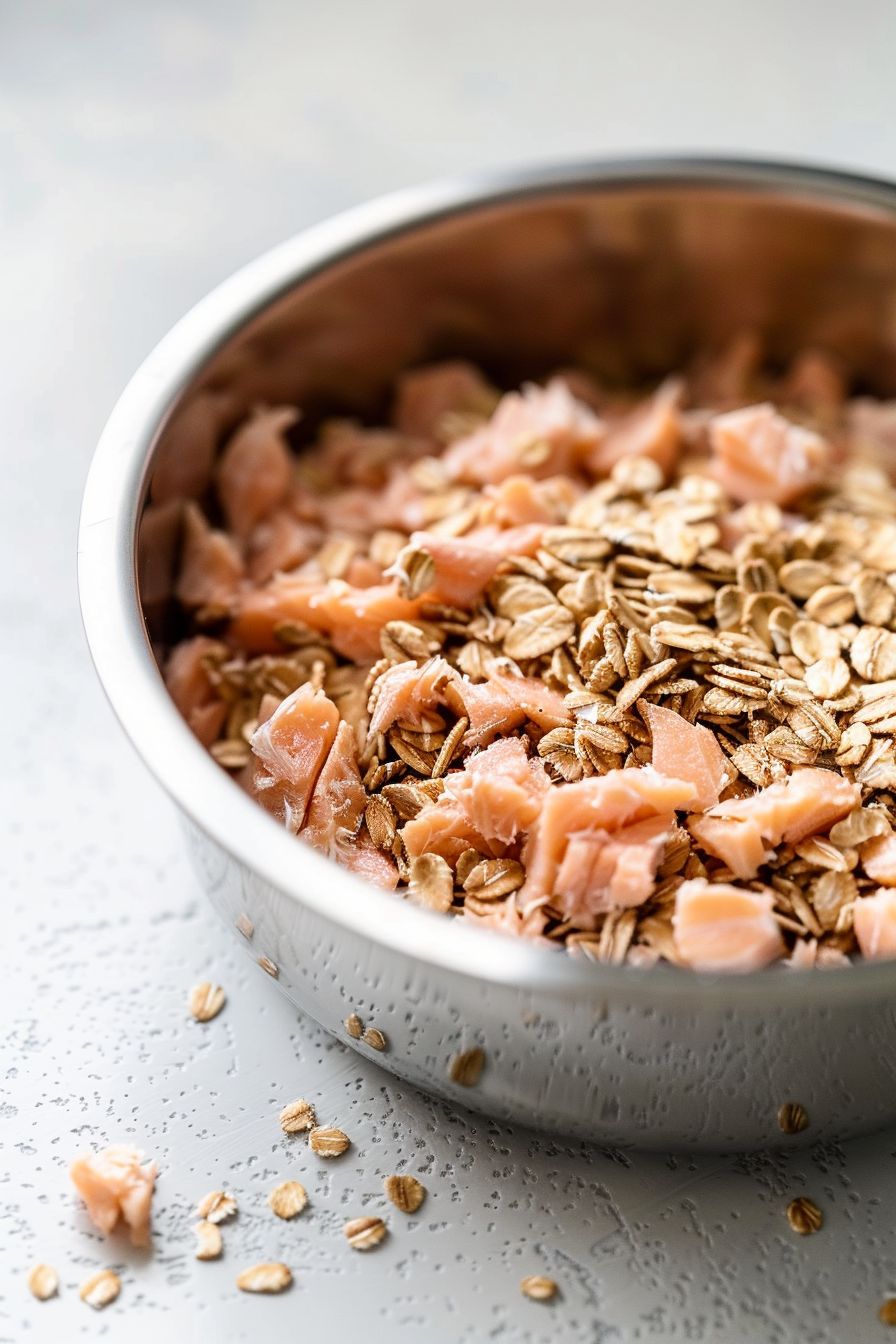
[4,3,896,1340]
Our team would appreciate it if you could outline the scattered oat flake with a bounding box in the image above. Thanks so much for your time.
[236,1262,293,1294]
[279,1098,317,1133]
[194,1219,223,1259]
[344,1216,388,1250]
[268,1180,308,1219]
[79,1269,120,1310]
[257,955,279,978]
[362,1026,387,1051]
[188,981,226,1022]
[880,1298,896,1326]
[786,1196,823,1235]
[344,1012,363,1038]
[196,1189,238,1223]
[309,1126,351,1156]
[521,1274,558,1302]
[27,1264,58,1301]
[384,1174,426,1213]
[449,1046,486,1086]
[777,1102,810,1135]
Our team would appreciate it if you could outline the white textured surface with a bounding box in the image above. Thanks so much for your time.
[3,2,896,1339]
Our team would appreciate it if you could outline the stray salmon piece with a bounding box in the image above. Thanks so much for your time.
[230,580,423,658]
[553,814,672,929]
[689,768,860,879]
[708,403,830,506]
[853,889,896,960]
[587,379,683,479]
[247,510,322,584]
[861,833,896,886]
[369,657,455,735]
[217,407,297,541]
[164,636,226,747]
[405,525,544,608]
[482,474,580,527]
[251,684,339,827]
[643,702,728,811]
[521,766,696,907]
[444,737,550,847]
[69,1145,157,1247]
[175,502,244,610]
[150,389,228,504]
[443,379,603,485]
[393,361,498,439]
[673,879,784,973]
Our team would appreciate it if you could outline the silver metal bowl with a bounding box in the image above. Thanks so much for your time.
[79,158,896,1151]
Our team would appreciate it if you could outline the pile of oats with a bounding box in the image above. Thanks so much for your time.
[159,346,896,970]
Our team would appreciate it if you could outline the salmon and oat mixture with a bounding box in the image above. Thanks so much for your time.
[156,340,896,971]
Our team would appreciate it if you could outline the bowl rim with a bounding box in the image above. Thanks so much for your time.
[78,153,896,1007]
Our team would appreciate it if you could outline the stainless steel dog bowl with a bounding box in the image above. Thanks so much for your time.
[79,158,896,1150]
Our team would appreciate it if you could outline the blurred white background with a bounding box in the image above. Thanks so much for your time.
[3,3,896,1341]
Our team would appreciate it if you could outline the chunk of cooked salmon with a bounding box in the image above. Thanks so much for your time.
[481,474,580,528]
[689,768,860,879]
[317,419,429,489]
[174,502,244,611]
[230,579,424,658]
[861,833,896,886]
[443,379,603,485]
[250,684,339,827]
[672,879,784,972]
[369,657,456,735]
[246,509,322,584]
[163,636,226,747]
[521,766,697,909]
[443,737,551,847]
[69,1145,157,1247]
[302,718,397,888]
[318,470,427,536]
[393,361,498,439]
[708,403,830,506]
[456,674,570,747]
[553,814,673,929]
[402,738,550,861]
[853,889,896,960]
[587,378,684,479]
[216,406,297,540]
[643,702,728,811]
[401,524,545,608]
[401,798,490,864]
